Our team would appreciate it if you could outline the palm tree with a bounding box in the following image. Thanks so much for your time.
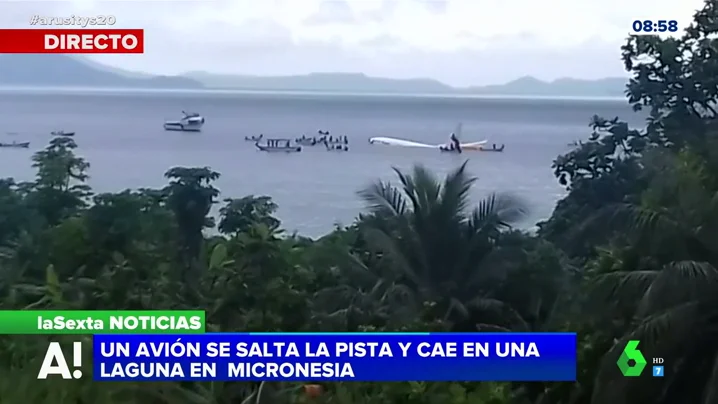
[354,161,532,330]
[588,149,718,404]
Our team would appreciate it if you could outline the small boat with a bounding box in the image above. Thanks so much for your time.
[256,139,302,153]
[51,130,75,137]
[478,144,505,152]
[245,134,264,142]
[325,143,348,151]
[0,141,30,148]
[439,145,460,152]
[296,136,318,146]
[164,111,205,132]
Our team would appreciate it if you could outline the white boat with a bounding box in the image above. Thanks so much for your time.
[164,111,205,132]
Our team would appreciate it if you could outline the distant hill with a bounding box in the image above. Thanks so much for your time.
[71,56,154,79]
[184,71,454,94]
[467,76,627,97]
[184,71,627,97]
[0,54,626,96]
[0,55,202,89]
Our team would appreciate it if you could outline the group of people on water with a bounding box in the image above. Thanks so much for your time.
[293,131,350,151]
[439,133,463,153]
[250,130,350,152]
[296,132,349,147]
[250,129,505,154]
[325,143,349,151]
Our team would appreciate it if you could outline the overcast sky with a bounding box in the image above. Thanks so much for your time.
[4,0,705,86]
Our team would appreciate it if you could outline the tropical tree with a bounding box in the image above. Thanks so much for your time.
[353,161,547,331]
[163,166,219,272]
[587,148,718,404]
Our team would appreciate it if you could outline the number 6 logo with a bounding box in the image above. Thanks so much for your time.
[617,340,647,376]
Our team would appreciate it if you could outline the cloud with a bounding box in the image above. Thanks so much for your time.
[415,0,448,13]
[0,0,706,85]
[304,1,357,25]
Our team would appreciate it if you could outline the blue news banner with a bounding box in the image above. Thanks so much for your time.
[93,333,576,382]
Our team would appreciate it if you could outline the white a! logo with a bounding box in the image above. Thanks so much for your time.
[37,341,83,379]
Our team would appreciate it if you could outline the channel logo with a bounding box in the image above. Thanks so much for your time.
[617,340,647,376]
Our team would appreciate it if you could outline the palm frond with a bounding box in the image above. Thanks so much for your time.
[357,181,407,217]
[638,261,718,317]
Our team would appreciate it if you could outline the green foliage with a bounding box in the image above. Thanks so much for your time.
[3,1,718,402]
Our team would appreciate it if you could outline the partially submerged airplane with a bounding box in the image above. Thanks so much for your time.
[368,123,488,152]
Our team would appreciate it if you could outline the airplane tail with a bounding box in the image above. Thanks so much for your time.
[450,123,463,152]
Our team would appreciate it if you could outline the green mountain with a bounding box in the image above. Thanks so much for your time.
[184,71,628,96]
[0,55,202,89]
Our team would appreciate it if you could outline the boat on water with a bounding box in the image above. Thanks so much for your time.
[164,111,205,132]
[51,130,75,137]
[256,139,302,153]
[0,141,30,148]
[245,134,264,142]
[296,136,318,146]
[478,144,505,152]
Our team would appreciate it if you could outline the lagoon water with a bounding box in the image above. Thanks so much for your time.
[0,89,645,237]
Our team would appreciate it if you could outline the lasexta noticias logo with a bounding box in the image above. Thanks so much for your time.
[617,340,647,376]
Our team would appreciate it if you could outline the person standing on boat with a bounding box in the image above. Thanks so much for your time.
[450,133,462,153]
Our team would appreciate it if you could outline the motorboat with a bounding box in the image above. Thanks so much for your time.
[51,130,75,137]
[256,139,302,153]
[164,111,205,132]
[0,141,30,148]
[245,134,264,142]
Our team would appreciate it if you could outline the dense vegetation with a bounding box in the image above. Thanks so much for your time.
[3,2,718,403]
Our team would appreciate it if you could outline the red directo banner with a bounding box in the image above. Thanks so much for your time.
[0,29,144,54]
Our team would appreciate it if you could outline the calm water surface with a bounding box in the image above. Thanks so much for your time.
[0,89,646,237]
